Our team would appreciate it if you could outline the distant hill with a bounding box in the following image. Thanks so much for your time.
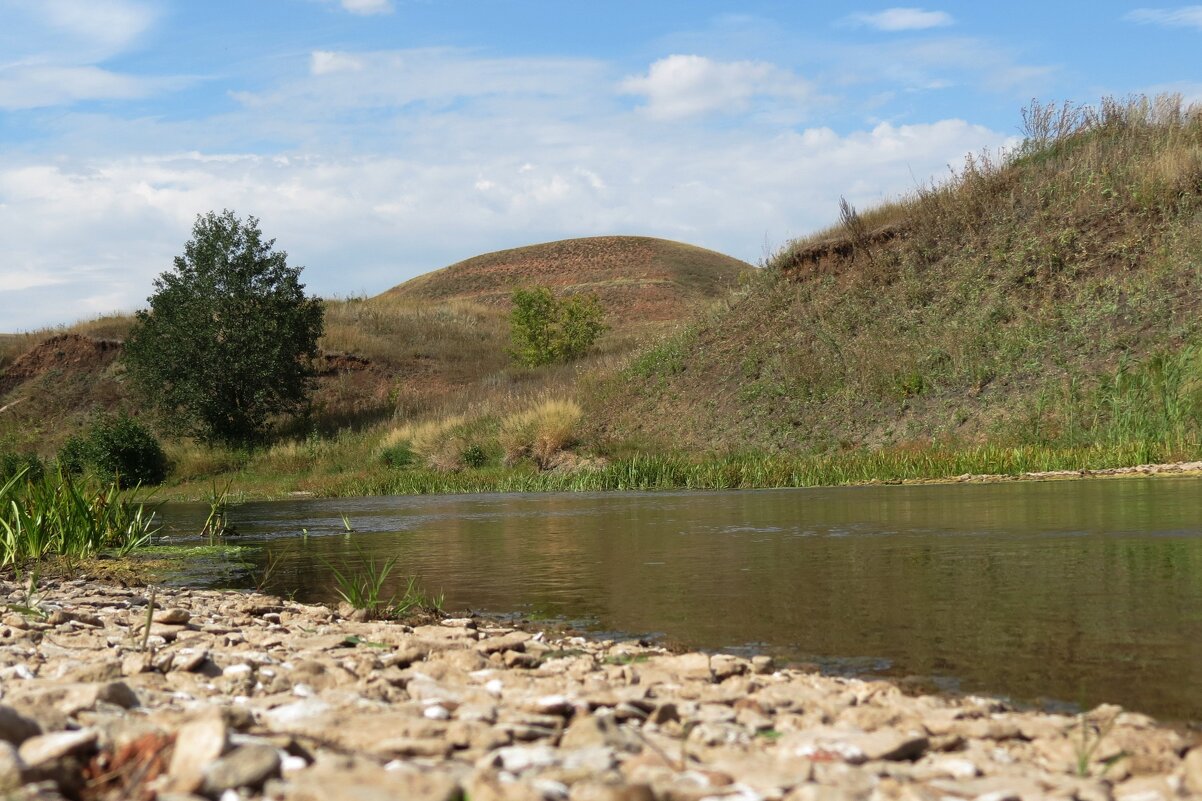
[383,236,752,324]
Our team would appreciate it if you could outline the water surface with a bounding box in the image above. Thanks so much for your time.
[157,477,1202,720]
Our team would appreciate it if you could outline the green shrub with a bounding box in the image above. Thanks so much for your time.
[59,414,169,487]
[509,286,606,367]
[381,443,415,468]
[0,451,44,483]
[460,443,487,469]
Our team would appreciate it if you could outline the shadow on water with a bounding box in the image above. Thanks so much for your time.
[154,477,1202,721]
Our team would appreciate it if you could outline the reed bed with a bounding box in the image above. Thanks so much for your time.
[314,441,1165,498]
[0,470,158,567]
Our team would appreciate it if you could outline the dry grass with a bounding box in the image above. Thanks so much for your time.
[321,296,508,371]
[499,399,583,468]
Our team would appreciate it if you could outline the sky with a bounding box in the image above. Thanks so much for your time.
[1,1,1200,331]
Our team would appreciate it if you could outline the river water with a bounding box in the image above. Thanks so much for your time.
[156,477,1202,721]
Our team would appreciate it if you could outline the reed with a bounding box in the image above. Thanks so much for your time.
[0,469,159,568]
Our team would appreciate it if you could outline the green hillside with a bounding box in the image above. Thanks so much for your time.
[594,97,1202,460]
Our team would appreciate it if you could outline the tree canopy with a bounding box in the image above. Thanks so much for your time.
[122,210,324,446]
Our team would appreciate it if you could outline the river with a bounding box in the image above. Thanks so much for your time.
[155,476,1202,721]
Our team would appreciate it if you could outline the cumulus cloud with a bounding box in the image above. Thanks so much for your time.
[310,50,366,75]
[0,115,1006,329]
[1126,6,1202,29]
[339,0,394,15]
[0,45,1010,330]
[845,7,954,31]
[620,55,811,120]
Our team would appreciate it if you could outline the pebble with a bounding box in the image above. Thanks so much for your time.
[0,576,1192,801]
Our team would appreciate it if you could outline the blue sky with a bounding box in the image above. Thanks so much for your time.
[1,1,1200,330]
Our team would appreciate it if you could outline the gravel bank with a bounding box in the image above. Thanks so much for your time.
[0,577,1198,800]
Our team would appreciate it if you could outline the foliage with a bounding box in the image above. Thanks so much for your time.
[0,470,158,568]
[323,547,443,620]
[0,450,44,483]
[59,413,168,488]
[122,210,325,447]
[508,286,606,367]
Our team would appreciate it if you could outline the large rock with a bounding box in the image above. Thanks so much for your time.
[0,705,40,746]
[201,744,281,796]
[167,714,229,793]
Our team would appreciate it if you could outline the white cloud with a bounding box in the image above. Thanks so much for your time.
[340,0,394,15]
[0,0,157,63]
[0,65,181,110]
[0,0,177,110]
[0,47,1011,330]
[40,0,157,52]
[1126,6,1202,29]
[0,115,1007,329]
[845,8,954,31]
[620,55,811,120]
[310,51,366,75]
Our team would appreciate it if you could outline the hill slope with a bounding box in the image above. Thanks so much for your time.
[383,236,751,324]
[594,97,1202,457]
[1,236,750,458]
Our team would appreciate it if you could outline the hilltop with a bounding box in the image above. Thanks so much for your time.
[593,97,1202,460]
[383,236,750,325]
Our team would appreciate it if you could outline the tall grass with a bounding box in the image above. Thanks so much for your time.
[0,470,158,568]
[316,441,1163,498]
[498,399,582,467]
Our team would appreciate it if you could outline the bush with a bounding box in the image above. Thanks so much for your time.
[58,414,169,487]
[509,287,606,367]
[460,443,487,469]
[0,450,44,483]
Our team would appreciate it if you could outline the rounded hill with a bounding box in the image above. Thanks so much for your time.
[382,236,753,324]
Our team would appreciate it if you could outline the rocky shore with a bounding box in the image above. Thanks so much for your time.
[0,578,1198,801]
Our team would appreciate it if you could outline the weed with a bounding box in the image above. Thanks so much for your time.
[1072,712,1127,777]
[0,468,160,568]
[322,547,442,620]
[201,481,235,539]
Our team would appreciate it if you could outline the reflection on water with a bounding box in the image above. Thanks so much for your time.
[157,477,1202,720]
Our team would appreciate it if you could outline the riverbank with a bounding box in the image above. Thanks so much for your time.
[0,578,1198,800]
[155,443,1202,503]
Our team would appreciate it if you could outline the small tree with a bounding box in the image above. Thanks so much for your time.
[123,211,324,447]
[509,287,605,367]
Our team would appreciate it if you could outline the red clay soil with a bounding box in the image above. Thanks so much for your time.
[0,334,122,398]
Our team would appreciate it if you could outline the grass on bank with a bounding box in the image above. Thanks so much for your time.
[0,469,157,568]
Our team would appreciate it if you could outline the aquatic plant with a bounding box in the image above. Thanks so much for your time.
[0,468,159,568]
[322,547,442,620]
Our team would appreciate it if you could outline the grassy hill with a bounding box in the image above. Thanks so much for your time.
[0,236,751,493]
[593,97,1202,463]
[384,236,750,325]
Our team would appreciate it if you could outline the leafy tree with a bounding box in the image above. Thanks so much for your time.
[123,211,324,446]
[508,287,606,367]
